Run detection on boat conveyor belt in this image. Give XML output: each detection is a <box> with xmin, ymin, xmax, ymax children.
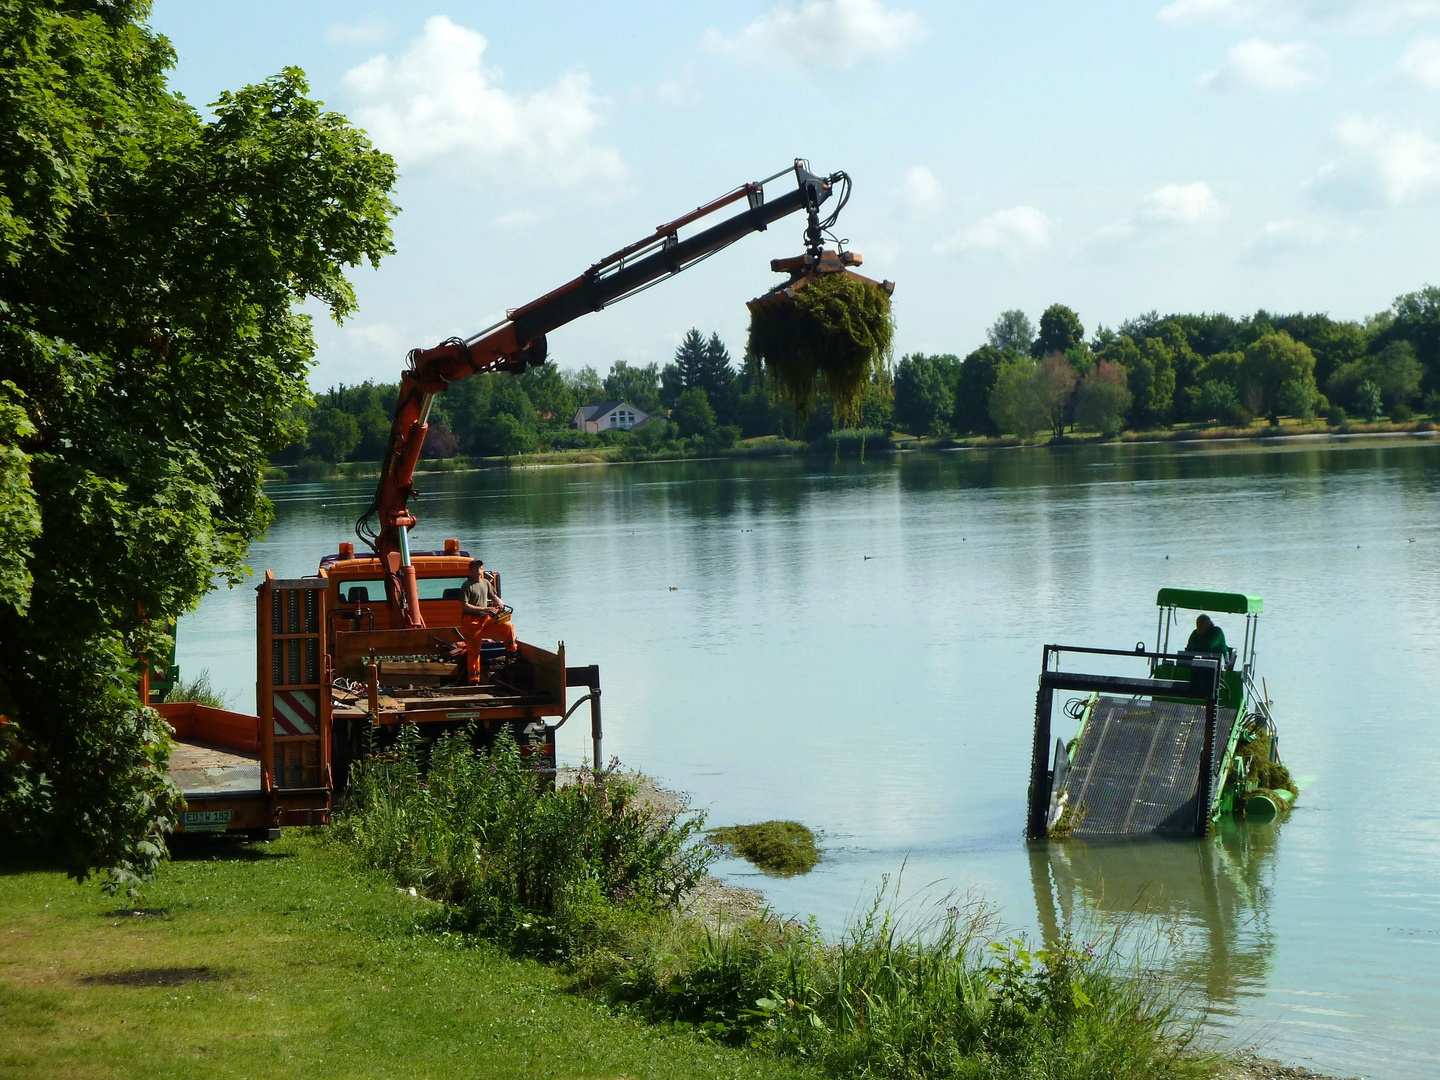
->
<box><xmin>1058</xmin><ymin>696</ymin><xmax>1237</xmax><ymax>838</ymax></box>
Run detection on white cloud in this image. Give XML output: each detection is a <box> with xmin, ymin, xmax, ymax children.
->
<box><xmin>1160</xmin><ymin>0</ymin><xmax>1440</xmax><ymax>27</ymax></box>
<box><xmin>1144</xmin><ymin>181</ymin><xmax>1225</xmax><ymax>223</ymax></box>
<box><xmin>1242</xmin><ymin>218</ymin><xmax>1332</xmax><ymax>261</ymax></box>
<box><xmin>1159</xmin><ymin>0</ymin><xmax>1298</xmax><ymax>24</ymax></box>
<box><xmin>704</xmin><ymin>0</ymin><xmax>924</xmax><ymax>70</ymax></box>
<box><xmin>1198</xmin><ymin>38</ymin><xmax>1325</xmax><ymax>91</ymax></box>
<box><xmin>654</xmin><ymin>75</ymin><xmax>692</xmax><ymax>105</ymax></box>
<box><xmin>1157</xmin><ymin>0</ymin><xmax>1440</xmax><ymax>28</ymax></box>
<box><xmin>938</xmin><ymin>206</ymin><xmax>1052</xmax><ymax>257</ymax></box>
<box><xmin>493</xmin><ymin>208</ymin><xmax>547</xmax><ymax>231</ymax></box>
<box><xmin>898</xmin><ymin>165</ymin><xmax>943</xmax><ymax>217</ymax></box>
<box><xmin>345</xmin><ymin>323</ymin><xmax>406</xmax><ymax>356</ymax></box>
<box><xmin>1401</xmin><ymin>38</ymin><xmax>1440</xmax><ymax>89</ymax></box>
<box><xmin>343</xmin><ymin>16</ymin><xmax>624</xmax><ymax>187</ymax></box>
<box><xmin>326</xmin><ymin>19</ymin><xmax>390</xmax><ymax>45</ymax></box>
<box><xmin>1314</xmin><ymin>114</ymin><xmax>1440</xmax><ymax>204</ymax></box>
<box><xmin>1086</xmin><ymin>182</ymin><xmax>1222</xmax><ymax>253</ymax></box>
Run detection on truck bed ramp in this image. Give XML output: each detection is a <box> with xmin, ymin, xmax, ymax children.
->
<box><xmin>1057</xmin><ymin>697</ymin><xmax>1236</xmax><ymax>838</ymax></box>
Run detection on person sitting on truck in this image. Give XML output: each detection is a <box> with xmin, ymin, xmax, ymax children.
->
<box><xmin>1185</xmin><ymin>614</ymin><xmax>1227</xmax><ymax>655</ymax></box>
<box><xmin>460</xmin><ymin>558</ymin><xmax>517</xmax><ymax>681</ymax></box>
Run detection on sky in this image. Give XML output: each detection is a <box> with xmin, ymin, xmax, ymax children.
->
<box><xmin>149</xmin><ymin>0</ymin><xmax>1440</xmax><ymax>389</ymax></box>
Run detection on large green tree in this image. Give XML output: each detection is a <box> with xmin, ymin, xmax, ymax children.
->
<box><xmin>1327</xmin><ymin>340</ymin><xmax>1422</xmax><ymax>412</ymax></box>
<box><xmin>987</xmin><ymin>309</ymin><xmax>1034</xmax><ymax>355</ymax></box>
<box><xmin>892</xmin><ymin>353</ymin><xmax>960</xmax><ymax>436</ymax></box>
<box><xmin>520</xmin><ymin>361</ymin><xmax>580</xmax><ymax>427</ymax></box>
<box><xmin>1031</xmin><ymin>304</ymin><xmax>1084</xmax><ymax>359</ymax></box>
<box><xmin>988</xmin><ymin>357</ymin><xmax>1047</xmax><ymax>438</ymax></box>
<box><xmin>1241</xmin><ymin>332</ymin><xmax>1318</xmax><ymax>422</ymax></box>
<box><xmin>602</xmin><ymin>361</ymin><xmax>662</xmax><ymax>416</ymax></box>
<box><xmin>952</xmin><ymin>345</ymin><xmax>1004</xmax><ymax>436</ymax></box>
<box><xmin>1074</xmin><ymin>360</ymin><xmax>1132</xmax><ymax>436</ymax></box>
<box><xmin>0</xmin><ymin>2</ymin><xmax>397</xmax><ymax>883</ymax></box>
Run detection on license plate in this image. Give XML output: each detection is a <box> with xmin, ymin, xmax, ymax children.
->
<box><xmin>182</xmin><ymin>810</ymin><xmax>232</xmax><ymax>833</ymax></box>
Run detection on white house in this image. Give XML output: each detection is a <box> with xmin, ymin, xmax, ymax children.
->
<box><xmin>571</xmin><ymin>401</ymin><xmax>650</xmax><ymax>433</ymax></box>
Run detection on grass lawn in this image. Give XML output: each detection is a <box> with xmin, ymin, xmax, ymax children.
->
<box><xmin>0</xmin><ymin>832</ymin><xmax>815</xmax><ymax>1080</ymax></box>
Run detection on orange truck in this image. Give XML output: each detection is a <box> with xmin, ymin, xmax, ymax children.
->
<box><xmin>155</xmin><ymin>543</ymin><xmax>597</xmax><ymax>837</ymax></box>
<box><xmin>156</xmin><ymin>160</ymin><xmax>879</xmax><ymax>837</ymax></box>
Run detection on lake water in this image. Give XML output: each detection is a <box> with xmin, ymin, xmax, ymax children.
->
<box><xmin>179</xmin><ymin>436</ymin><xmax>1440</xmax><ymax>1079</ymax></box>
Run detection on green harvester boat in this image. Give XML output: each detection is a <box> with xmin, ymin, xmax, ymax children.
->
<box><xmin>1027</xmin><ymin>588</ymin><xmax>1296</xmax><ymax>842</ymax></box>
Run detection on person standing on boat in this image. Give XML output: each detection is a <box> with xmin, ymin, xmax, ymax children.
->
<box><xmin>1186</xmin><ymin>613</ymin><xmax>1227</xmax><ymax>654</ymax></box>
<box><xmin>460</xmin><ymin>558</ymin><xmax>517</xmax><ymax>681</ymax></box>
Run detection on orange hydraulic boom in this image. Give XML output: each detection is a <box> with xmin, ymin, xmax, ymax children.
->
<box><xmin>356</xmin><ymin>160</ymin><xmax>852</xmax><ymax>628</ymax></box>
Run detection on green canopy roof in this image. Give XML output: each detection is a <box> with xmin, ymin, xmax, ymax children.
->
<box><xmin>1156</xmin><ymin>588</ymin><xmax>1262</xmax><ymax>615</ymax></box>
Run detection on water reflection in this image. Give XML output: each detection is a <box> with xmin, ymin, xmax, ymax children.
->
<box><xmin>1030</xmin><ymin>820</ymin><xmax>1278</xmax><ymax>1009</ymax></box>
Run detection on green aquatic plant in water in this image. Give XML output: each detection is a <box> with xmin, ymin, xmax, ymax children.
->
<box><xmin>707</xmin><ymin>820</ymin><xmax>820</xmax><ymax>875</ymax></box>
<box><xmin>748</xmin><ymin>272</ymin><xmax>894</xmax><ymax>428</ymax></box>
<box><xmin>1235</xmin><ymin>730</ymin><xmax>1297</xmax><ymax>820</ymax></box>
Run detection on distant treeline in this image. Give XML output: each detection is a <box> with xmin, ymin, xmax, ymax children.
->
<box><xmin>274</xmin><ymin>327</ymin><xmax>877</xmax><ymax>465</ymax></box>
<box><xmin>277</xmin><ymin>284</ymin><xmax>1440</xmax><ymax>464</ymax></box>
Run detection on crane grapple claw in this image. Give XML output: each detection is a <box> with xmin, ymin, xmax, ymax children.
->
<box><xmin>747</xmin><ymin>248</ymin><xmax>894</xmax><ymax>318</ymax></box>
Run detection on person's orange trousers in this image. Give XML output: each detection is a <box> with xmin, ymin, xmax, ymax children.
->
<box><xmin>461</xmin><ymin>612</ymin><xmax>517</xmax><ymax>681</ymax></box>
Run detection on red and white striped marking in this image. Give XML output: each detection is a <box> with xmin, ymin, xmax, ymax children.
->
<box><xmin>273</xmin><ymin>690</ymin><xmax>317</xmax><ymax>736</ymax></box>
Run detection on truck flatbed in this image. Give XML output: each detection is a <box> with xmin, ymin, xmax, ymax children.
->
<box><xmin>168</xmin><ymin>740</ymin><xmax>263</xmax><ymax>796</ymax></box>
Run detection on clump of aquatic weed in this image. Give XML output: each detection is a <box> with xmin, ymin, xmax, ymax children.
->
<box><xmin>748</xmin><ymin>270</ymin><xmax>894</xmax><ymax>427</ymax></box>
<box><xmin>1236</xmin><ymin>731</ymin><xmax>1298</xmax><ymax>818</ymax></box>
<box><xmin>708</xmin><ymin>820</ymin><xmax>820</xmax><ymax>876</ymax></box>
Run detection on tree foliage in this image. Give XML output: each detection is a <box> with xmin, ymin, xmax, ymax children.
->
<box><xmin>1241</xmin><ymin>332</ymin><xmax>1317</xmax><ymax>422</ymax></box>
<box><xmin>603</xmin><ymin>361</ymin><xmax>662</xmax><ymax>416</ymax></box>
<box><xmin>987</xmin><ymin>309</ymin><xmax>1034</xmax><ymax>355</ymax></box>
<box><xmin>1075</xmin><ymin>361</ymin><xmax>1132</xmax><ymax>436</ymax></box>
<box><xmin>0</xmin><ymin>382</ymin><xmax>40</xmax><ymax>613</ymax></box>
<box><xmin>1032</xmin><ymin>304</ymin><xmax>1084</xmax><ymax>359</ymax></box>
<box><xmin>0</xmin><ymin>2</ymin><xmax>398</xmax><ymax>882</ymax></box>
<box><xmin>661</xmin><ymin>329</ymin><xmax>739</xmax><ymax>423</ymax></box>
<box><xmin>952</xmin><ymin>345</ymin><xmax>1004</xmax><ymax>436</ymax></box>
<box><xmin>1327</xmin><ymin>340</ymin><xmax>1421</xmax><ymax>413</ymax></box>
<box><xmin>672</xmin><ymin>387</ymin><xmax>717</xmax><ymax>439</ymax></box>
<box><xmin>988</xmin><ymin>357</ymin><xmax>1047</xmax><ymax>438</ymax></box>
<box><xmin>1035</xmin><ymin>353</ymin><xmax>1078</xmax><ymax>438</ymax></box>
<box><xmin>892</xmin><ymin>353</ymin><xmax>960</xmax><ymax>436</ymax></box>
<box><xmin>1379</xmin><ymin>285</ymin><xmax>1440</xmax><ymax>393</ymax></box>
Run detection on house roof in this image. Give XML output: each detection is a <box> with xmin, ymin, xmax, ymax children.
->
<box><xmin>575</xmin><ymin>401</ymin><xmax>646</xmax><ymax>421</ymax></box>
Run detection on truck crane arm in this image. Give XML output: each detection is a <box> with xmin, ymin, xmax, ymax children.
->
<box><xmin>357</xmin><ymin>160</ymin><xmax>850</xmax><ymax>628</ymax></box>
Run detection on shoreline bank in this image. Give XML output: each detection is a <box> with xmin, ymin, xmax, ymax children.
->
<box><xmin>264</xmin><ymin>421</ymin><xmax>1440</xmax><ymax>484</ymax></box>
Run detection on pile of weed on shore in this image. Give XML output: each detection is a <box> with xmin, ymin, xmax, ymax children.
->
<box><xmin>334</xmin><ymin>732</ymin><xmax>1224</xmax><ymax>1080</ymax></box>
<box><xmin>708</xmin><ymin>820</ymin><xmax>820</xmax><ymax>876</ymax></box>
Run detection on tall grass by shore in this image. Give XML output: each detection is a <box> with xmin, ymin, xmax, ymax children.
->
<box><xmin>335</xmin><ymin>730</ymin><xmax>1218</xmax><ymax>1079</ymax></box>
<box><xmin>334</xmin><ymin>725</ymin><xmax>711</xmax><ymax>954</ymax></box>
